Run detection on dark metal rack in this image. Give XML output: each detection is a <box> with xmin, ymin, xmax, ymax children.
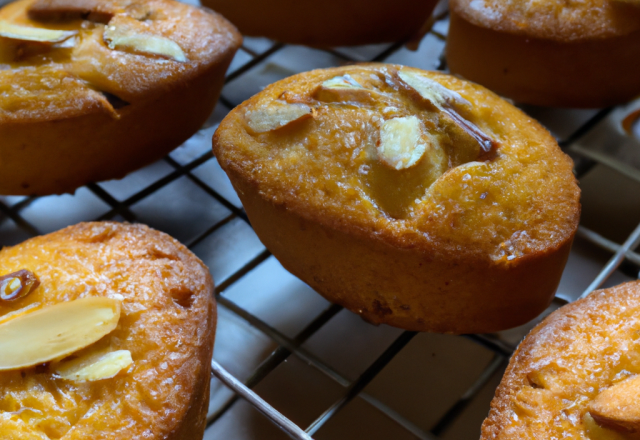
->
<box><xmin>2</xmin><ymin>4</ymin><xmax>640</xmax><ymax>439</ymax></box>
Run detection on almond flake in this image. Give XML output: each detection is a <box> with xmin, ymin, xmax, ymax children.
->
<box><xmin>589</xmin><ymin>374</ymin><xmax>640</xmax><ymax>433</ymax></box>
<box><xmin>0</xmin><ymin>269</ymin><xmax>40</xmax><ymax>301</ymax></box>
<box><xmin>0</xmin><ymin>20</ymin><xmax>76</xmax><ymax>43</ymax></box>
<box><xmin>398</xmin><ymin>70</ymin><xmax>470</xmax><ymax>111</ymax></box>
<box><xmin>398</xmin><ymin>70</ymin><xmax>496</xmax><ymax>154</ymax></box>
<box><xmin>55</xmin><ymin>349</ymin><xmax>132</xmax><ymax>381</ymax></box>
<box><xmin>377</xmin><ymin>116</ymin><xmax>427</xmax><ymax>170</ymax></box>
<box><xmin>104</xmin><ymin>25</ymin><xmax>186</xmax><ymax>62</ymax></box>
<box><xmin>245</xmin><ymin>102</ymin><xmax>314</xmax><ymax>133</ymax></box>
<box><xmin>0</xmin><ymin>297</ymin><xmax>121</xmax><ymax>371</ymax></box>
<box><xmin>314</xmin><ymin>74</ymin><xmax>379</xmax><ymax>103</ymax></box>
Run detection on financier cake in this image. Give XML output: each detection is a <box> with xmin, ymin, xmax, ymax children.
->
<box><xmin>212</xmin><ymin>64</ymin><xmax>581</xmax><ymax>334</ymax></box>
<box><xmin>199</xmin><ymin>0</ymin><xmax>439</xmax><ymax>47</ymax></box>
<box><xmin>447</xmin><ymin>0</ymin><xmax>640</xmax><ymax>108</ymax></box>
<box><xmin>481</xmin><ymin>281</ymin><xmax>640</xmax><ymax>440</ymax></box>
<box><xmin>0</xmin><ymin>0</ymin><xmax>241</xmax><ymax>195</ymax></box>
<box><xmin>0</xmin><ymin>222</ymin><xmax>215</xmax><ymax>440</ymax></box>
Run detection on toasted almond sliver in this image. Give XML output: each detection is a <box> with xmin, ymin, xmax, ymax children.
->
<box><xmin>104</xmin><ymin>26</ymin><xmax>186</xmax><ymax>62</ymax></box>
<box><xmin>588</xmin><ymin>374</ymin><xmax>640</xmax><ymax>433</ymax></box>
<box><xmin>245</xmin><ymin>102</ymin><xmax>314</xmax><ymax>133</ymax></box>
<box><xmin>0</xmin><ymin>20</ymin><xmax>76</xmax><ymax>43</ymax></box>
<box><xmin>398</xmin><ymin>70</ymin><xmax>496</xmax><ymax>154</ymax></box>
<box><xmin>322</xmin><ymin>75</ymin><xmax>362</xmax><ymax>89</ymax></box>
<box><xmin>398</xmin><ymin>70</ymin><xmax>470</xmax><ymax>112</ymax></box>
<box><xmin>0</xmin><ymin>297</ymin><xmax>121</xmax><ymax>371</ymax></box>
<box><xmin>314</xmin><ymin>74</ymin><xmax>379</xmax><ymax>103</ymax></box>
<box><xmin>0</xmin><ymin>303</ymin><xmax>41</xmax><ymax>326</ymax></box>
<box><xmin>55</xmin><ymin>349</ymin><xmax>132</xmax><ymax>381</ymax></box>
<box><xmin>377</xmin><ymin>116</ymin><xmax>427</xmax><ymax>170</ymax></box>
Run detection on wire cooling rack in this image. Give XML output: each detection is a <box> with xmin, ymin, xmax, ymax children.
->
<box><xmin>2</xmin><ymin>1</ymin><xmax>640</xmax><ymax>439</ymax></box>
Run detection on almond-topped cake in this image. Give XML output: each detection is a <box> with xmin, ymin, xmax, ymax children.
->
<box><xmin>200</xmin><ymin>0</ymin><xmax>439</xmax><ymax>47</ymax></box>
<box><xmin>0</xmin><ymin>0</ymin><xmax>241</xmax><ymax>195</ymax></box>
<box><xmin>482</xmin><ymin>281</ymin><xmax>640</xmax><ymax>440</ymax></box>
<box><xmin>212</xmin><ymin>64</ymin><xmax>581</xmax><ymax>334</ymax></box>
<box><xmin>447</xmin><ymin>0</ymin><xmax>640</xmax><ymax>108</ymax></box>
<box><xmin>0</xmin><ymin>222</ymin><xmax>215</xmax><ymax>440</ymax></box>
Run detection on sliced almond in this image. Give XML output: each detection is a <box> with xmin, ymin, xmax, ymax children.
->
<box><xmin>55</xmin><ymin>349</ymin><xmax>132</xmax><ymax>381</ymax></box>
<box><xmin>377</xmin><ymin>116</ymin><xmax>427</xmax><ymax>170</ymax></box>
<box><xmin>245</xmin><ymin>102</ymin><xmax>314</xmax><ymax>133</ymax></box>
<box><xmin>398</xmin><ymin>70</ymin><xmax>495</xmax><ymax>154</ymax></box>
<box><xmin>314</xmin><ymin>74</ymin><xmax>376</xmax><ymax>103</ymax></box>
<box><xmin>104</xmin><ymin>25</ymin><xmax>186</xmax><ymax>62</ymax></box>
<box><xmin>0</xmin><ymin>20</ymin><xmax>76</xmax><ymax>43</ymax></box>
<box><xmin>584</xmin><ymin>412</ymin><xmax>628</xmax><ymax>440</ymax></box>
<box><xmin>398</xmin><ymin>70</ymin><xmax>470</xmax><ymax>112</ymax></box>
<box><xmin>0</xmin><ymin>269</ymin><xmax>40</xmax><ymax>301</ymax></box>
<box><xmin>0</xmin><ymin>303</ymin><xmax>41</xmax><ymax>326</ymax></box>
<box><xmin>0</xmin><ymin>297</ymin><xmax>121</xmax><ymax>371</ymax></box>
<box><xmin>589</xmin><ymin>374</ymin><xmax>640</xmax><ymax>433</ymax></box>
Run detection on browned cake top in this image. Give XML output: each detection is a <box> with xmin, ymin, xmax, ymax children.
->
<box><xmin>213</xmin><ymin>64</ymin><xmax>580</xmax><ymax>264</ymax></box>
<box><xmin>0</xmin><ymin>0</ymin><xmax>241</xmax><ymax>123</ymax></box>
<box><xmin>482</xmin><ymin>281</ymin><xmax>640</xmax><ymax>440</ymax></box>
<box><xmin>0</xmin><ymin>222</ymin><xmax>214</xmax><ymax>440</ymax></box>
<box><xmin>451</xmin><ymin>0</ymin><xmax>640</xmax><ymax>41</ymax></box>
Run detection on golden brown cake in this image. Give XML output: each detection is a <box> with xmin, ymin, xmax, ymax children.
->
<box><xmin>0</xmin><ymin>0</ymin><xmax>241</xmax><ymax>195</ymax></box>
<box><xmin>481</xmin><ymin>281</ymin><xmax>640</xmax><ymax>440</ymax></box>
<box><xmin>200</xmin><ymin>0</ymin><xmax>439</xmax><ymax>47</ymax></box>
<box><xmin>447</xmin><ymin>0</ymin><xmax>640</xmax><ymax>108</ymax></box>
<box><xmin>212</xmin><ymin>63</ymin><xmax>580</xmax><ymax>334</ymax></box>
<box><xmin>0</xmin><ymin>222</ymin><xmax>215</xmax><ymax>440</ymax></box>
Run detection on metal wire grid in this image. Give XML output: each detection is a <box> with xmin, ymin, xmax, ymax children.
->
<box><xmin>1</xmin><ymin>6</ymin><xmax>640</xmax><ymax>440</ymax></box>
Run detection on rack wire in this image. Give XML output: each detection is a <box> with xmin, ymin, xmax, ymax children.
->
<box><xmin>2</xmin><ymin>2</ymin><xmax>640</xmax><ymax>439</ymax></box>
